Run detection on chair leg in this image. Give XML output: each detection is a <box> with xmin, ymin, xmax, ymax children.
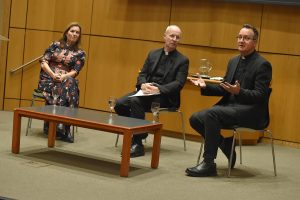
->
<box><xmin>238</xmin><ymin>130</ymin><xmax>243</xmax><ymax>164</ymax></box>
<box><xmin>25</xmin><ymin>118</ymin><xmax>32</xmax><ymax>136</ymax></box>
<box><xmin>178</xmin><ymin>111</ymin><xmax>187</xmax><ymax>151</ymax></box>
<box><xmin>228</xmin><ymin>132</ymin><xmax>237</xmax><ymax>177</ymax></box>
<box><xmin>265</xmin><ymin>130</ymin><xmax>277</xmax><ymax>176</ymax></box>
<box><xmin>71</xmin><ymin>126</ymin><xmax>75</xmax><ymax>142</ymax></box>
<box><xmin>115</xmin><ymin>134</ymin><xmax>119</xmax><ymax>147</ymax></box>
<box><xmin>26</xmin><ymin>97</ymin><xmax>36</xmax><ymax>136</ymax></box>
<box><xmin>197</xmin><ymin>140</ymin><xmax>204</xmax><ymax>165</ymax></box>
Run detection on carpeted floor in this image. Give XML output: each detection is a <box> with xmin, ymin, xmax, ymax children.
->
<box><xmin>1</xmin><ymin>110</ymin><xmax>299</xmax><ymax>200</ymax></box>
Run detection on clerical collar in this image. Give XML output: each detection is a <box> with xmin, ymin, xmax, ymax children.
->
<box><xmin>241</xmin><ymin>50</ymin><xmax>256</xmax><ymax>60</ymax></box>
<box><xmin>164</xmin><ymin>51</ymin><xmax>169</xmax><ymax>55</ymax></box>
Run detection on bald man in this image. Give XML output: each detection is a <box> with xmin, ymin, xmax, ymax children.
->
<box><xmin>114</xmin><ymin>25</ymin><xmax>189</xmax><ymax>157</ymax></box>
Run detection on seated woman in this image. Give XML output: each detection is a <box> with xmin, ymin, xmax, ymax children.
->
<box><xmin>38</xmin><ymin>22</ymin><xmax>86</xmax><ymax>143</ymax></box>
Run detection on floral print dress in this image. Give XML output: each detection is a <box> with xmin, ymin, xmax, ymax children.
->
<box><xmin>38</xmin><ymin>41</ymin><xmax>86</xmax><ymax>107</ymax></box>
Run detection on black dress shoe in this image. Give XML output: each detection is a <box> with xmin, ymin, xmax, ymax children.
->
<box><xmin>185</xmin><ymin>161</ymin><xmax>217</xmax><ymax>177</ymax></box>
<box><xmin>60</xmin><ymin>131</ymin><xmax>74</xmax><ymax>143</ymax></box>
<box><xmin>220</xmin><ymin>137</ymin><xmax>236</xmax><ymax>169</ymax></box>
<box><xmin>130</xmin><ymin>144</ymin><xmax>145</xmax><ymax>158</ymax></box>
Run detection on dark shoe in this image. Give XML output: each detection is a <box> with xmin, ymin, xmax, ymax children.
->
<box><xmin>185</xmin><ymin>161</ymin><xmax>217</xmax><ymax>177</ymax></box>
<box><xmin>60</xmin><ymin>130</ymin><xmax>74</xmax><ymax>143</ymax></box>
<box><xmin>220</xmin><ymin>137</ymin><xmax>236</xmax><ymax>169</ymax></box>
<box><xmin>130</xmin><ymin>144</ymin><xmax>145</xmax><ymax>158</ymax></box>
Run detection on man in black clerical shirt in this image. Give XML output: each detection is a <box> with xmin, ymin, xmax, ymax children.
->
<box><xmin>114</xmin><ymin>25</ymin><xmax>189</xmax><ymax>157</ymax></box>
<box><xmin>186</xmin><ymin>24</ymin><xmax>272</xmax><ymax>177</ymax></box>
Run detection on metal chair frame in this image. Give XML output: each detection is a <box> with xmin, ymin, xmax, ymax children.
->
<box><xmin>197</xmin><ymin>127</ymin><xmax>277</xmax><ymax>177</ymax></box>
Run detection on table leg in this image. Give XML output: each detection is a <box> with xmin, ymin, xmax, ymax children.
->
<box><xmin>12</xmin><ymin>111</ymin><xmax>21</xmax><ymax>154</ymax></box>
<box><xmin>151</xmin><ymin>129</ymin><xmax>161</xmax><ymax>168</ymax></box>
<box><xmin>120</xmin><ymin>131</ymin><xmax>132</xmax><ymax>177</ymax></box>
<box><xmin>48</xmin><ymin>121</ymin><xmax>57</xmax><ymax>147</ymax></box>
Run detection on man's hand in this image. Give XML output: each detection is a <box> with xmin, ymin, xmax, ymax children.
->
<box><xmin>220</xmin><ymin>80</ymin><xmax>240</xmax><ymax>95</ymax></box>
<box><xmin>189</xmin><ymin>77</ymin><xmax>206</xmax><ymax>88</ymax></box>
<box><xmin>141</xmin><ymin>83</ymin><xmax>160</xmax><ymax>94</ymax></box>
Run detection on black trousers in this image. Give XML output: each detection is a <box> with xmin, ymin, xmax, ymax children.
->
<box><xmin>189</xmin><ymin>105</ymin><xmax>238</xmax><ymax>161</ymax></box>
<box><xmin>114</xmin><ymin>91</ymin><xmax>171</xmax><ymax>145</ymax></box>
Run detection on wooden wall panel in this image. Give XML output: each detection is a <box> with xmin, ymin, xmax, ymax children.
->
<box><xmin>5</xmin><ymin>28</ymin><xmax>25</xmax><ymax>99</ymax></box>
<box><xmin>170</xmin><ymin>0</ymin><xmax>212</xmax><ymax>46</ymax></box>
<box><xmin>20</xmin><ymin>99</ymin><xmax>44</xmax><ymax>107</ymax></box>
<box><xmin>0</xmin><ymin>0</ymin><xmax>11</xmax><ymax>109</ymax></box>
<box><xmin>263</xmin><ymin>53</ymin><xmax>300</xmax><ymax>143</ymax></box>
<box><xmin>260</xmin><ymin>5</ymin><xmax>300</xmax><ymax>55</ymax></box>
<box><xmin>210</xmin><ymin>2</ymin><xmax>262</xmax><ymax>49</ymax></box>
<box><xmin>85</xmin><ymin>36</ymin><xmax>162</xmax><ymax>110</ymax></box>
<box><xmin>26</xmin><ymin>0</ymin><xmax>93</xmax><ymax>33</ymax></box>
<box><xmin>10</xmin><ymin>0</ymin><xmax>27</xmax><ymax>28</ymax></box>
<box><xmin>4</xmin><ymin>99</ymin><xmax>20</xmax><ymax>111</ymax></box>
<box><xmin>171</xmin><ymin>1</ymin><xmax>262</xmax><ymax>48</ymax></box>
<box><xmin>91</xmin><ymin>0</ymin><xmax>171</xmax><ymax>41</ymax></box>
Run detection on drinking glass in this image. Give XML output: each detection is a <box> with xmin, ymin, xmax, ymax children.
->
<box><xmin>52</xmin><ymin>85</ymin><xmax>60</xmax><ymax>105</ymax></box>
<box><xmin>198</xmin><ymin>58</ymin><xmax>213</xmax><ymax>78</ymax></box>
<box><xmin>108</xmin><ymin>97</ymin><xmax>116</xmax><ymax>115</ymax></box>
<box><xmin>151</xmin><ymin>102</ymin><xmax>160</xmax><ymax>123</ymax></box>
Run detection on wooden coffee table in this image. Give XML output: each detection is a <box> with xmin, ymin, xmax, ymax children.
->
<box><xmin>11</xmin><ymin>105</ymin><xmax>162</xmax><ymax>177</ymax></box>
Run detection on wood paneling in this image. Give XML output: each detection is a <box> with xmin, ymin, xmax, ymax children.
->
<box><xmin>0</xmin><ymin>0</ymin><xmax>11</xmax><ymax>109</ymax></box>
<box><xmin>260</xmin><ymin>5</ymin><xmax>300</xmax><ymax>55</ymax></box>
<box><xmin>10</xmin><ymin>0</ymin><xmax>27</xmax><ymax>28</ymax></box>
<box><xmin>211</xmin><ymin>2</ymin><xmax>262</xmax><ymax>49</ymax></box>
<box><xmin>4</xmin><ymin>99</ymin><xmax>20</xmax><ymax>111</ymax></box>
<box><xmin>20</xmin><ymin>99</ymin><xmax>44</xmax><ymax>107</ymax></box>
<box><xmin>5</xmin><ymin>28</ymin><xmax>25</xmax><ymax>99</ymax></box>
<box><xmin>85</xmin><ymin>36</ymin><xmax>162</xmax><ymax>110</ymax></box>
<box><xmin>26</xmin><ymin>0</ymin><xmax>93</xmax><ymax>33</ymax></box>
<box><xmin>170</xmin><ymin>0</ymin><xmax>212</xmax><ymax>46</ymax></box>
<box><xmin>263</xmin><ymin>53</ymin><xmax>300</xmax><ymax>143</ymax></box>
<box><xmin>91</xmin><ymin>0</ymin><xmax>171</xmax><ymax>41</ymax></box>
<box><xmin>171</xmin><ymin>1</ymin><xmax>262</xmax><ymax>48</ymax></box>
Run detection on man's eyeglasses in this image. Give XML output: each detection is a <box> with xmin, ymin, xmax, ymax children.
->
<box><xmin>236</xmin><ymin>35</ymin><xmax>255</xmax><ymax>42</ymax></box>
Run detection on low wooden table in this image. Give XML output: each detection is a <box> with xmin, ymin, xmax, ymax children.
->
<box><xmin>11</xmin><ymin>105</ymin><xmax>162</xmax><ymax>177</ymax></box>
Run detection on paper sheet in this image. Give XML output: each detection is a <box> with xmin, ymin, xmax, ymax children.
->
<box><xmin>129</xmin><ymin>89</ymin><xmax>160</xmax><ymax>97</ymax></box>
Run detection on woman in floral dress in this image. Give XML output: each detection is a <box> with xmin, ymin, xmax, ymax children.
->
<box><xmin>38</xmin><ymin>22</ymin><xmax>86</xmax><ymax>142</ymax></box>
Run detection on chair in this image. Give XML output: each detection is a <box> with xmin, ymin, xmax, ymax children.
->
<box><xmin>197</xmin><ymin>127</ymin><xmax>277</xmax><ymax>177</ymax></box>
<box><xmin>25</xmin><ymin>89</ymin><xmax>45</xmax><ymax>136</ymax></box>
<box><xmin>197</xmin><ymin>88</ymin><xmax>277</xmax><ymax>177</ymax></box>
<box><xmin>25</xmin><ymin>89</ymin><xmax>77</xmax><ymax>139</ymax></box>
<box><xmin>114</xmin><ymin>107</ymin><xmax>187</xmax><ymax>151</ymax></box>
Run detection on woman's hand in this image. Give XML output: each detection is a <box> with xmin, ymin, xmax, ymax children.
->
<box><xmin>53</xmin><ymin>73</ymin><xmax>64</xmax><ymax>82</ymax></box>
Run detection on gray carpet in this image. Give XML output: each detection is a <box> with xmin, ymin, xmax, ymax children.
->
<box><xmin>0</xmin><ymin>110</ymin><xmax>299</xmax><ymax>200</ymax></box>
